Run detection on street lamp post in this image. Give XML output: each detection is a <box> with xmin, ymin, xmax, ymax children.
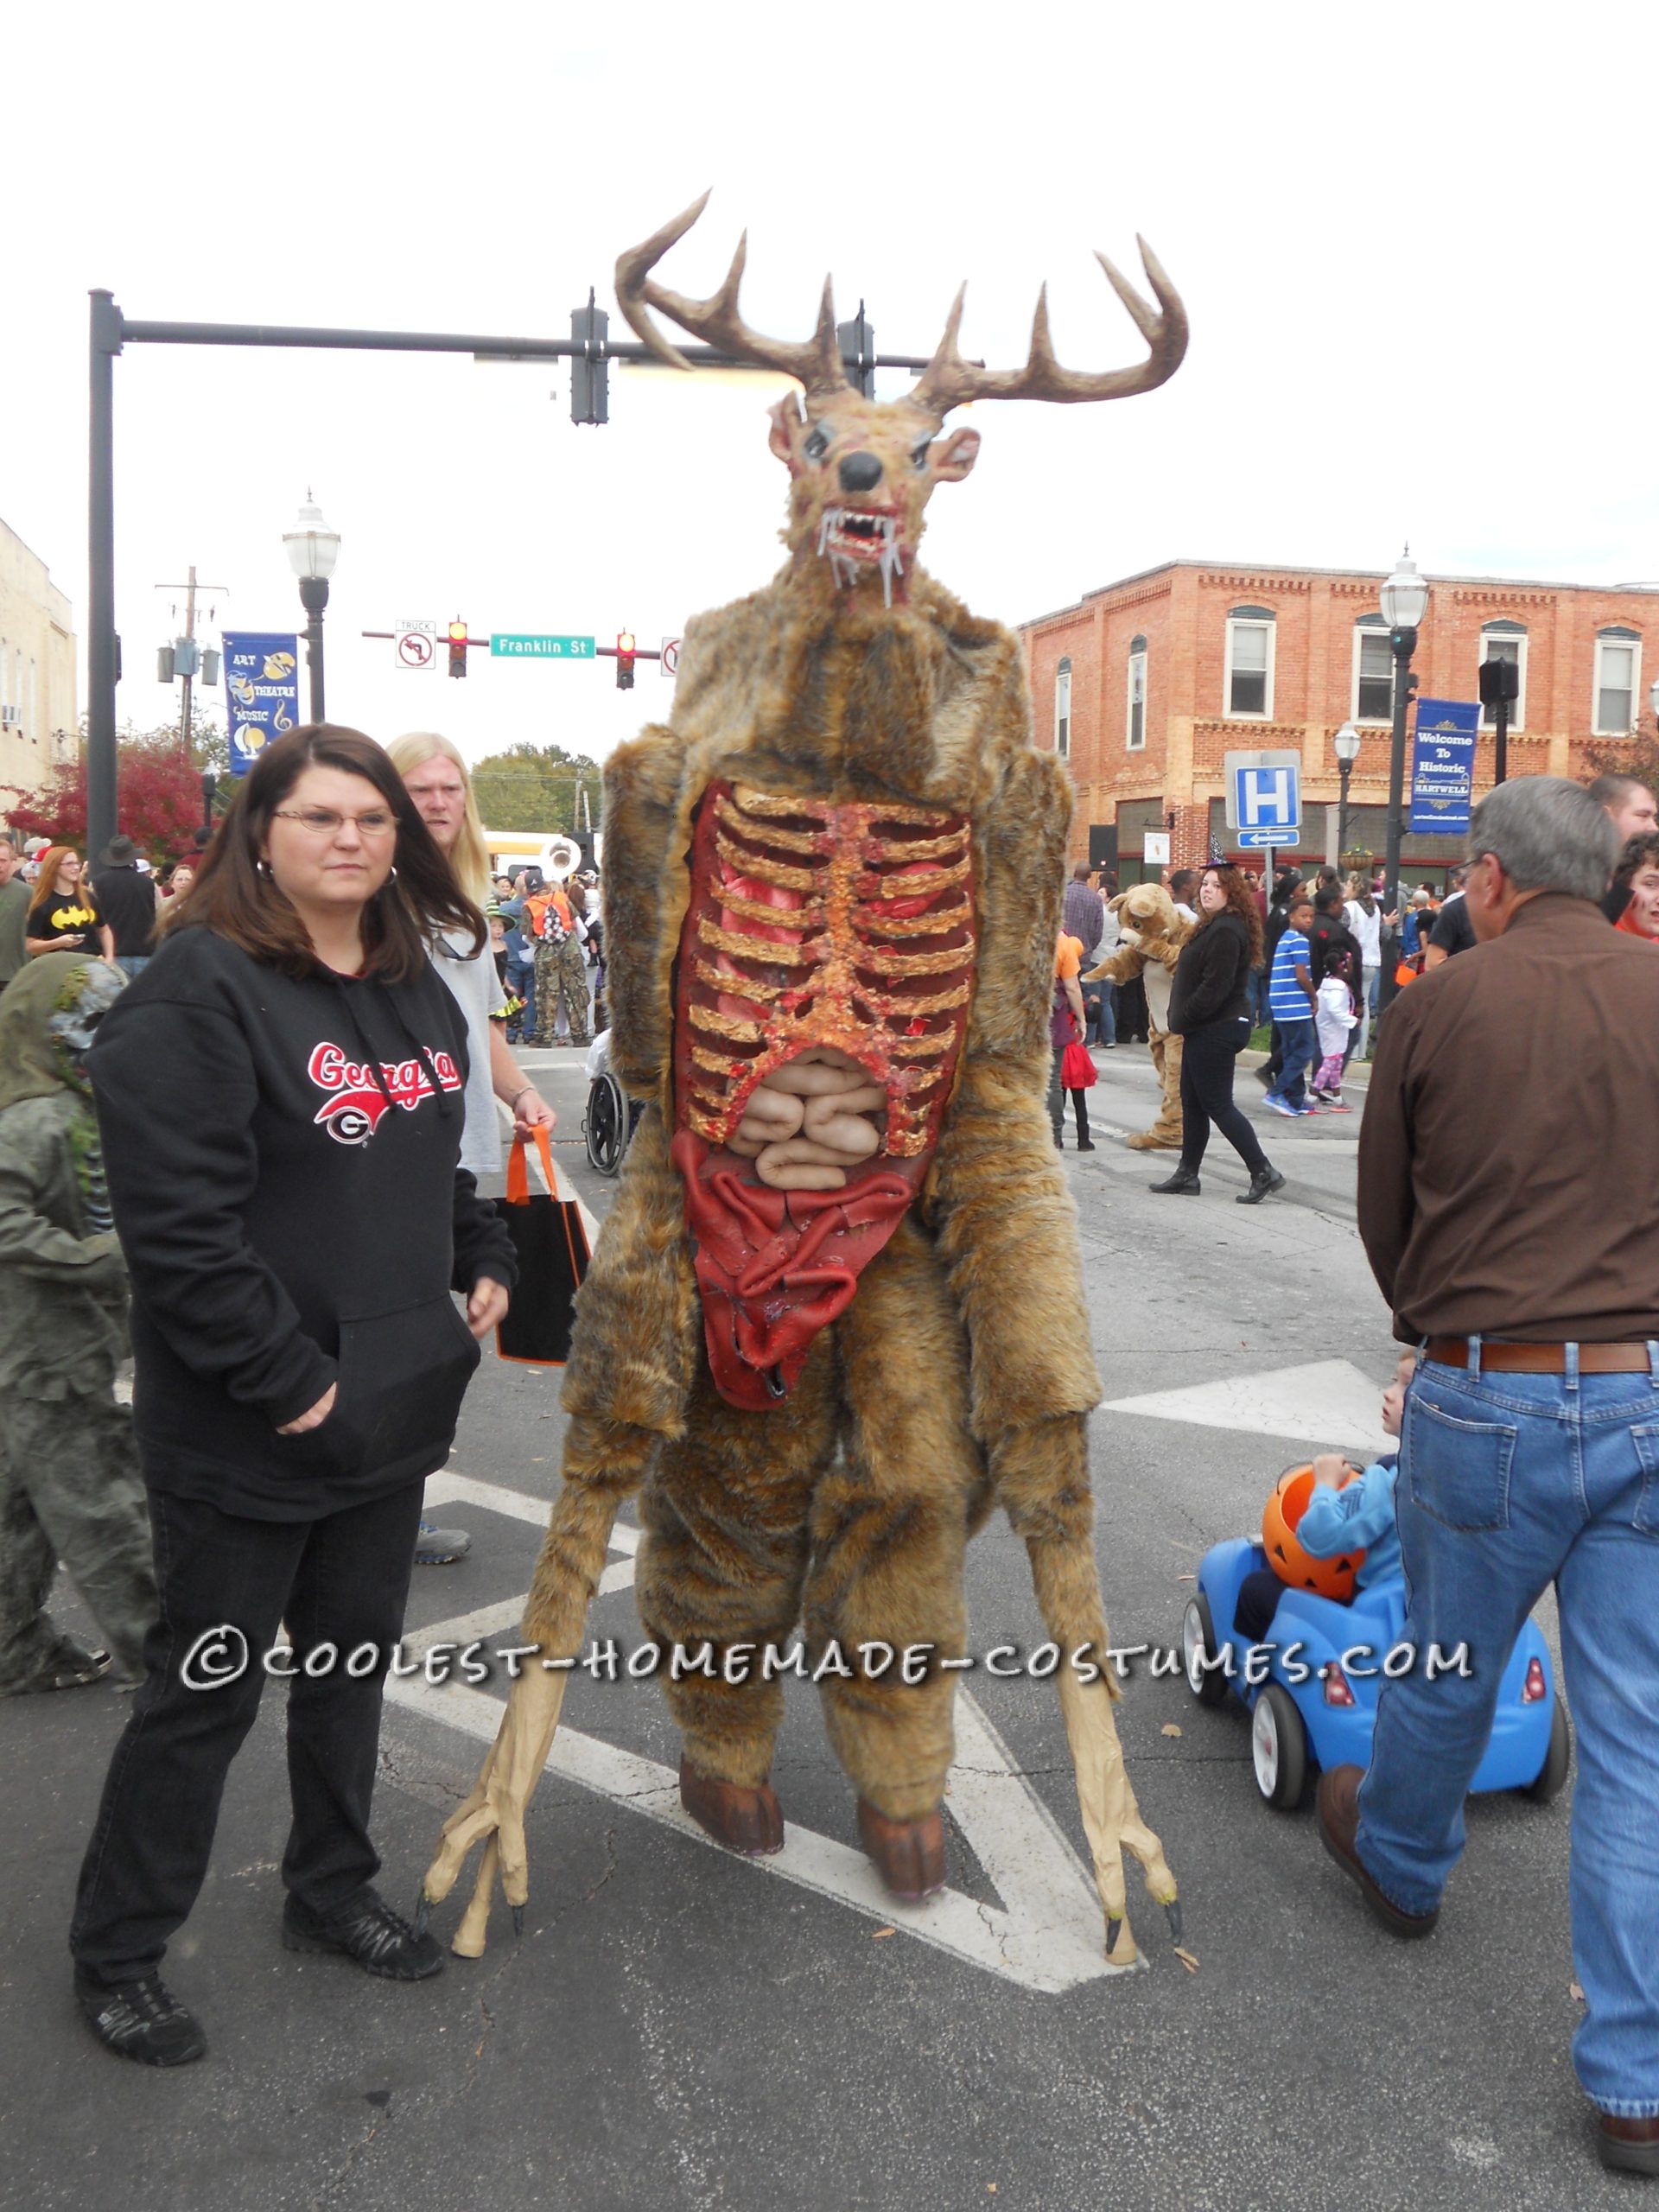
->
<box><xmin>1376</xmin><ymin>550</ymin><xmax>1430</xmax><ymax>1014</ymax></box>
<box><xmin>283</xmin><ymin>494</ymin><xmax>340</xmax><ymax>724</ymax></box>
<box><xmin>200</xmin><ymin>771</ymin><xmax>217</xmax><ymax>837</ymax></box>
<box><xmin>1332</xmin><ymin>721</ymin><xmax>1361</xmax><ymax>864</ymax></box>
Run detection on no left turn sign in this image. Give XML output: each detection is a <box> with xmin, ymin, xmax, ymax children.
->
<box><xmin>660</xmin><ymin>635</ymin><xmax>681</xmax><ymax>679</ymax></box>
<box><xmin>397</xmin><ymin>630</ymin><xmax>435</xmax><ymax>671</ymax></box>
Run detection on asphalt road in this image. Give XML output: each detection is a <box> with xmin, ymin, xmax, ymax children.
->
<box><xmin>0</xmin><ymin>1043</ymin><xmax>1619</xmax><ymax>2212</ymax></box>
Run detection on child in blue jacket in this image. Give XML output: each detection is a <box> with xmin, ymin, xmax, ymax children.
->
<box><xmin>1235</xmin><ymin>1352</ymin><xmax>1414</xmax><ymax>1641</ymax></box>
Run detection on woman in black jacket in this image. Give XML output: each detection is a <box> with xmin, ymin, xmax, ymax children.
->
<box><xmin>70</xmin><ymin>727</ymin><xmax>517</xmax><ymax>2067</ymax></box>
<box><xmin>1152</xmin><ymin>864</ymin><xmax>1285</xmax><ymax>1205</ymax></box>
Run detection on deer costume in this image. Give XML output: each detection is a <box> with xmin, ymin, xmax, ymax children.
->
<box><xmin>423</xmin><ymin>196</ymin><xmax>1187</xmax><ymax>1968</ymax></box>
<box><xmin>1087</xmin><ymin>883</ymin><xmax>1194</xmax><ymax>1150</ymax></box>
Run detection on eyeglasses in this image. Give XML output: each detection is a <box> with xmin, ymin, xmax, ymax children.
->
<box><xmin>271</xmin><ymin>808</ymin><xmax>397</xmax><ymax>839</ymax></box>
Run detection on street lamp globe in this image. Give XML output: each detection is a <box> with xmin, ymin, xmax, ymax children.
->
<box><xmin>1379</xmin><ymin>549</ymin><xmax>1428</xmax><ymax>631</ymax></box>
<box><xmin>283</xmin><ymin>493</ymin><xmax>340</xmax><ymax>582</ymax></box>
<box><xmin>1332</xmin><ymin>721</ymin><xmax>1362</xmax><ymax>766</ymax></box>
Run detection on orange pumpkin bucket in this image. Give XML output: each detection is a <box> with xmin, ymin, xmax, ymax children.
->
<box><xmin>1261</xmin><ymin>1464</ymin><xmax>1366</xmax><ymax>1602</ymax></box>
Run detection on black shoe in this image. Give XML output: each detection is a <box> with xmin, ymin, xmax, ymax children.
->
<box><xmin>75</xmin><ymin>1969</ymin><xmax>207</xmax><ymax>2067</ymax></box>
<box><xmin>1076</xmin><ymin>1138</ymin><xmax>1096</xmax><ymax>1152</ymax></box>
<box><xmin>1149</xmin><ymin>1167</ymin><xmax>1201</xmax><ymax>1195</ymax></box>
<box><xmin>1236</xmin><ymin>1165</ymin><xmax>1287</xmax><ymax>1205</ymax></box>
<box><xmin>282</xmin><ymin>1887</ymin><xmax>445</xmax><ymax>1980</ymax></box>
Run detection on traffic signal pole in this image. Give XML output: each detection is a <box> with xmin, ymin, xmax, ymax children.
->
<box><xmin>86</xmin><ymin>300</ymin><xmax>935</xmax><ymax>860</ymax></box>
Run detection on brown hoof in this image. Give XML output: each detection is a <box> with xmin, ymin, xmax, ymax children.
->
<box><xmin>856</xmin><ymin>1799</ymin><xmax>947</xmax><ymax>1901</ymax></box>
<box><xmin>678</xmin><ymin>1756</ymin><xmax>785</xmax><ymax>1856</ymax></box>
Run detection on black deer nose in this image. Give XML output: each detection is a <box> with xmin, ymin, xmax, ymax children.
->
<box><xmin>838</xmin><ymin>451</ymin><xmax>884</xmax><ymax>493</ymax></box>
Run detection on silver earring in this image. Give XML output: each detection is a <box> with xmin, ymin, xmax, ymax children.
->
<box><xmin>257</xmin><ymin>860</ymin><xmax>271</xmax><ymax>877</ymax></box>
<box><xmin>386</xmin><ymin>864</ymin><xmax>398</xmax><ymax>882</ymax></box>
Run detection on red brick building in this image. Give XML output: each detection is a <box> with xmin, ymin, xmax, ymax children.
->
<box><xmin>1019</xmin><ymin>559</ymin><xmax>1659</xmax><ymax>886</ymax></box>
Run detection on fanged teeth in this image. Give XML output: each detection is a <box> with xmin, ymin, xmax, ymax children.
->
<box><xmin>818</xmin><ymin>509</ymin><xmax>905</xmax><ymax>601</ymax></box>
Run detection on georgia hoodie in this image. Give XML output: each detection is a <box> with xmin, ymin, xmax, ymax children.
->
<box><xmin>87</xmin><ymin>924</ymin><xmax>517</xmax><ymax>1519</ymax></box>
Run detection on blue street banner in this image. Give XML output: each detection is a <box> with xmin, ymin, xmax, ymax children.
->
<box><xmin>1410</xmin><ymin>698</ymin><xmax>1480</xmax><ymax>836</ymax></box>
<box><xmin>223</xmin><ymin>632</ymin><xmax>301</xmax><ymax>775</ymax></box>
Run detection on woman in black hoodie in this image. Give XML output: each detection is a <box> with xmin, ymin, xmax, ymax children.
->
<box><xmin>70</xmin><ymin>727</ymin><xmax>516</xmax><ymax>2067</ymax></box>
<box><xmin>1153</xmin><ymin>864</ymin><xmax>1286</xmax><ymax>1205</ymax></box>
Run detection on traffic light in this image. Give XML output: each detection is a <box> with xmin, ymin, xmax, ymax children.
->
<box><xmin>570</xmin><ymin>290</ymin><xmax>610</xmax><ymax>427</ymax></box>
<box><xmin>615</xmin><ymin>630</ymin><xmax>636</xmax><ymax>690</ymax></box>
<box><xmin>448</xmin><ymin>620</ymin><xmax>467</xmax><ymax>679</ymax></box>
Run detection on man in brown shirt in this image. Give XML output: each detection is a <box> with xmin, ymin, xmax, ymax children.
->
<box><xmin>1328</xmin><ymin>778</ymin><xmax>1659</xmax><ymax>2177</ymax></box>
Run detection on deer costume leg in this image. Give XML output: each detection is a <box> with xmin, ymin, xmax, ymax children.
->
<box><xmin>637</xmin><ymin>1337</ymin><xmax>839</xmax><ymax>1818</ymax></box>
<box><xmin>995</xmin><ymin>1415</ymin><xmax>1180</xmax><ymax>1969</ymax></box>
<box><xmin>421</xmin><ymin>1110</ymin><xmax>697</xmax><ymax>1953</ymax></box>
<box><xmin>805</xmin><ymin>1216</ymin><xmax>985</xmax><ymax>1833</ymax></box>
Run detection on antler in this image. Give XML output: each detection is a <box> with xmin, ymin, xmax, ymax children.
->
<box><xmin>909</xmin><ymin>238</ymin><xmax>1187</xmax><ymax>416</ymax></box>
<box><xmin>614</xmin><ymin>191</ymin><xmax>849</xmax><ymax>397</ymax></box>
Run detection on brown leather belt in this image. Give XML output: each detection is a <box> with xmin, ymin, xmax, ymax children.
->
<box><xmin>1425</xmin><ymin>1337</ymin><xmax>1658</xmax><ymax>1375</ymax></box>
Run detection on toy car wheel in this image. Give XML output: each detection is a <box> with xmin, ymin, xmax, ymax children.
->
<box><xmin>1521</xmin><ymin>1696</ymin><xmax>1572</xmax><ymax>1803</ymax></box>
<box><xmin>1250</xmin><ymin>1683</ymin><xmax>1307</xmax><ymax>1811</ymax></box>
<box><xmin>584</xmin><ymin>1069</ymin><xmax>629</xmax><ymax>1177</ymax></box>
<box><xmin>1181</xmin><ymin>1595</ymin><xmax>1230</xmax><ymax>1707</ymax></box>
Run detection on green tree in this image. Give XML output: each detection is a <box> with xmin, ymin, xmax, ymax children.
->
<box><xmin>469</xmin><ymin>741</ymin><xmax>603</xmax><ymax>833</ymax></box>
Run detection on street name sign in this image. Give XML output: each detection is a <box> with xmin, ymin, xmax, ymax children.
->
<box><xmin>489</xmin><ymin>634</ymin><xmax>595</xmax><ymax>659</ymax></box>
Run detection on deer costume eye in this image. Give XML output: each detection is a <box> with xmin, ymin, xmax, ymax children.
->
<box><xmin>911</xmin><ymin>437</ymin><xmax>933</xmax><ymax>470</ymax></box>
<box><xmin>803</xmin><ymin>425</ymin><xmax>832</xmax><ymax>462</ymax></box>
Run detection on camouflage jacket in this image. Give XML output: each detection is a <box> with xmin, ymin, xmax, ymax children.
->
<box><xmin>0</xmin><ymin>1091</ymin><xmax>129</xmax><ymax>1400</ymax></box>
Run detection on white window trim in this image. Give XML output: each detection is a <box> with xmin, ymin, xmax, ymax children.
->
<box><xmin>1126</xmin><ymin>647</ymin><xmax>1147</xmax><ymax>751</ymax></box>
<box><xmin>1351</xmin><ymin>624</ymin><xmax>1393</xmax><ymax>727</ymax></box>
<box><xmin>1224</xmin><ymin>618</ymin><xmax>1275</xmax><ymax>721</ymax></box>
<box><xmin>1478</xmin><ymin>634</ymin><xmax>1528</xmax><ymax>734</ymax></box>
<box><xmin>1592</xmin><ymin>634</ymin><xmax>1642</xmax><ymax>738</ymax></box>
<box><xmin>1053</xmin><ymin>658</ymin><xmax>1072</xmax><ymax>759</ymax></box>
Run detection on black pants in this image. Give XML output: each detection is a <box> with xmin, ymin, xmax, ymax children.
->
<box><xmin>71</xmin><ymin>1478</ymin><xmax>424</xmax><ymax>1986</ymax></box>
<box><xmin>1179</xmin><ymin>1016</ymin><xmax>1268</xmax><ymax>1177</ymax></box>
<box><xmin>1046</xmin><ymin>1049</ymin><xmax>1090</xmax><ymax>1143</ymax></box>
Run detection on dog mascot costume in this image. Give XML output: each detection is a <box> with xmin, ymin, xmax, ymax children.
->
<box><xmin>1086</xmin><ymin>884</ymin><xmax>1193</xmax><ymax>1150</ymax></box>
<box><xmin>423</xmin><ymin>196</ymin><xmax>1187</xmax><ymax>1971</ymax></box>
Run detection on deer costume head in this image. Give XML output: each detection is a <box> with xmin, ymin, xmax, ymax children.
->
<box><xmin>617</xmin><ymin>193</ymin><xmax>1188</xmax><ymax>606</ymax></box>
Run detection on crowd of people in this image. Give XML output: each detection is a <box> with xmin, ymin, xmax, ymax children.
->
<box><xmin>4</xmin><ymin>747</ymin><xmax>1659</xmax><ymax>2173</ymax></box>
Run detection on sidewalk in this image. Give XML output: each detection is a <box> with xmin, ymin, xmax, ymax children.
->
<box><xmin>1097</xmin><ymin>1039</ymin><xmax>1374</xmax><ymax>1090</ymax></box>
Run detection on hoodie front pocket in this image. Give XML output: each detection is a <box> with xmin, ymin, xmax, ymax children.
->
<box><xmin>334</xmin><ymin>1295</ymin><xmax>481</xmax><ymax>1477</ymax></box>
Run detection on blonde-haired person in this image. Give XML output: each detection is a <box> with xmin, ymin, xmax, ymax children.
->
<box><xmin>386</xmin><ymin>735</ymin><xmax>552</xmax><ymax>1569</ymax></box>
<box><xmin>385</xmin><ymin>734</ymin><xmax>555</xmax><ymax>1176</ymax></box>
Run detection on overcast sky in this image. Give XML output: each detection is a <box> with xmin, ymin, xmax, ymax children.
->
<box><xmin>7</xmin><ymin>0</ymin><xmax>1656</xmax><ymax>812</ymax></box>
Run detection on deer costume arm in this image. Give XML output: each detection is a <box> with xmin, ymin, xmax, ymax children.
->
<box><xmin>1084</xmin><ymin>941</ymin><xmax>1148</xmax><ymax>988</ymax></box>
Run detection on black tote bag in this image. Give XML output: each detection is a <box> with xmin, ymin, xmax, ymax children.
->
<box><xmin>493</xmin><ymin>1128</ymin><xmax>592</xmax><ymax>1368</ymax></box>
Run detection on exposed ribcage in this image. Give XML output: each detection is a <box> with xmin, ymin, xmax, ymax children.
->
<box><xmin>675</xmin><ymin>780</ymin><xmax>976</xmax><ymax>1159</ymax></box>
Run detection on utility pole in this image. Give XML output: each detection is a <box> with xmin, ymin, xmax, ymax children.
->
<box><xmin>156</xmin><ymin>569</ymin><xmax>226</xmax><ymax>765</ymax></box>
<box><xmin>180</xmin><ymin>567</ymin><xmax>198</xmax><ymax>757</ymax></box>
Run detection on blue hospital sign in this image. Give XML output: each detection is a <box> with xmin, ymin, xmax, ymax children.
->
<box><xmin>1232</xmin><ymin>763</ymin><xmax>1300</xmax><ymax>833</ymax></box>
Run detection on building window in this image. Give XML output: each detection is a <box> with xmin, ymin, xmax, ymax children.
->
<box><xmin>1353</xmin><ymin>620</ymin><xmax>1393</xmax><ymax>724</ymax></box>
<box><xmin>1594</xmin><ymin>626</ymin><xmax>1642</xmax><ymax>737</ymax></box>
<box><xmin>1224</xmin><ymin>607</ymin><xmax>1274</xmax><ymax>719</ymax></box>
<box><xmin>1478</xmin><ymin>619</ymin><xmax>1527</xmax><ymax>732</ymax></box>
<box><xmin>1054</xmin><ymin>657</ymin><xmax>1071</xmax><ymax>758</ymax></box>
<box><xmin>1126</xmin><ymin>634</ymin><xmax>1147</xmax><ymax>751</ymax></box>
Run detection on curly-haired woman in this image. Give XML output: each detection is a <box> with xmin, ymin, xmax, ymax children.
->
<box><xmin>1152</xmin><ymin>864</ymin><xmax>1286</xmax><ymax>1205</ymax></box>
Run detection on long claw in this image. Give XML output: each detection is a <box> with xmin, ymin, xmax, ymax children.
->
<box><xmin>512</xmin><ymin>1904</ymin><xmax>524</xmax><ymax>1940</ymax></box>
<box><xmin>1165</xmin><ymin>1898</ymin><xmax>1184</xmax><ymax>1947</ymax></box>
<box><xmin>1104</xmin><ymin>1915</ymin><xmax>1122</xmax><ymax>1955</ymax></box>
<box><xmin>414</xmin><ymin>1891</ymin><xmax>431</xmax><ymax>1938</ymax></box>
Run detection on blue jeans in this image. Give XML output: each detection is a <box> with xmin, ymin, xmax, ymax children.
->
<box><xmin>1358</xmin><ymin>1350</ymin><xmax>1659</xmax><ymax>2115</ymax></box>
<box><xmin>1082</xmin><ymin>981</ymin><xmax>1116</xmax><ymax>1048</ymax></box>
<box><xmin>1270</xmin><ymin>1014</ymin><xmax>1316</xmax><ymax>1106</ymax></box>
<box><xmin>117</xmin><ymin>956</ymin><xmax>150</xmax><ymax>982</ymax></box>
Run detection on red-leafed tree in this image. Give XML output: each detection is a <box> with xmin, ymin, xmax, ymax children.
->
<box><xmin>2</xmin><ymin>721</ymin><xmax>229</xmax><ymax>863</ymax></box>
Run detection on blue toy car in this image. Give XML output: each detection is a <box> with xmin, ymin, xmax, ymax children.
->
<box><xmin>1179</xmin><ymin>1534</ymin><xmax>1571</xmax><ymax>1811</ymax></box>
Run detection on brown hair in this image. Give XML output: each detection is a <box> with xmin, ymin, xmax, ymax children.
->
<box><xmin>165</xmin><ymin>725</ymin><xmax>485</xmax><ymax>982</ymax></box>
<box><xmin>1192</xmin><ymin>864</ymin><xmax>1263</xmax><ymax>963</ymax></box>
<box><xmin>27</xmin><ymin>846</ymin><xmax>84</xmax><ymax>918</ymax></box>
<box><xmin>1612</xmin><ymin>831</ymin><xmax>1659</xmax><ymax>891</ymax></box>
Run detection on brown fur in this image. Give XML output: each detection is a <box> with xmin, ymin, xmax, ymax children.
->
<box><xmin>1087</xmin><ymin>884</ymin><xmax>1193</xmax><ymax>1149</ymax></box>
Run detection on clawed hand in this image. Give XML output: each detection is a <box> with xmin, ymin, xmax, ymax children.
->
<box><xmin>727</xmin><ymin>1048</ymin><xmax>886</xmax><ymax>1189</ymax></box>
